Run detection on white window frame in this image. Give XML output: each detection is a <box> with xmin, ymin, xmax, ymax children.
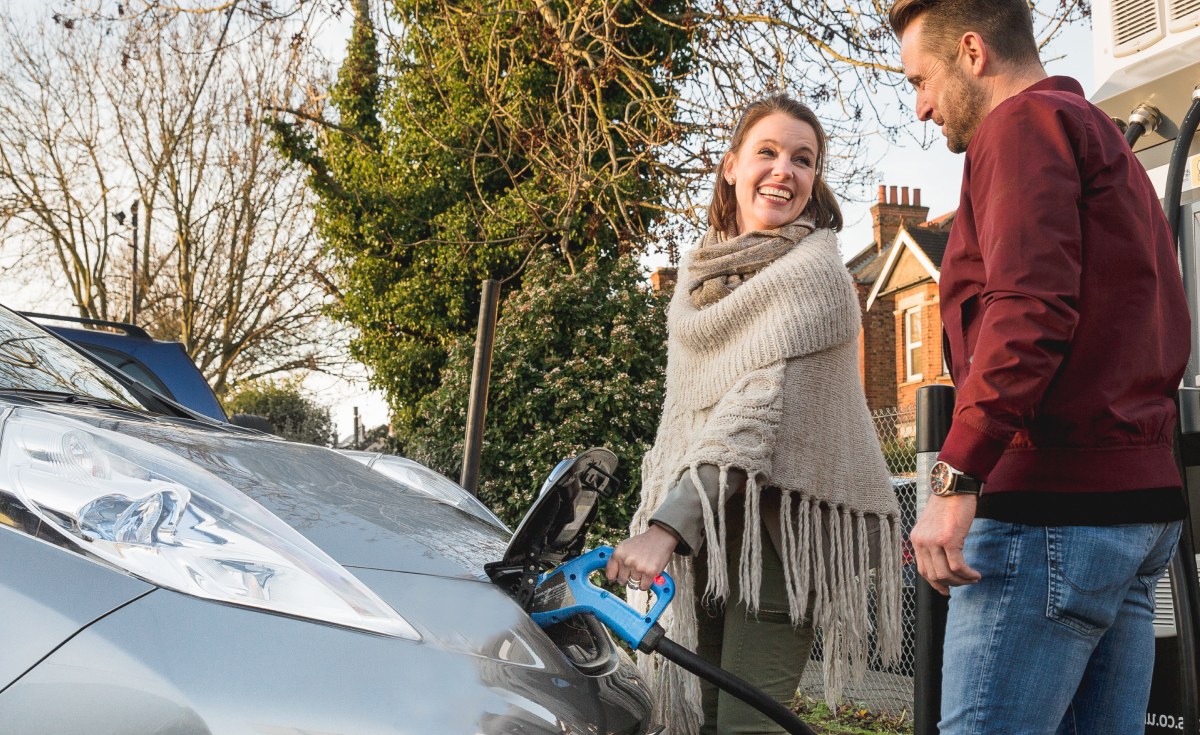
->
<box><xmin>905</xmin><ymin>307</ymin><xmax>923</xmax><ymax>382</ymax></box>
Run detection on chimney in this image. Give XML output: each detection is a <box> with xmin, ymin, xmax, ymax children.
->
<box><xmin>870</xmin><ymin>182</ymin><xmax>931</xmax><ymax>253</ymax></box>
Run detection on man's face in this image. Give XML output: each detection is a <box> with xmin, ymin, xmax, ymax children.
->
<box><xmin>899</xmin><ymin>17</ymin><xmax>988</xmax><ymax>154</ymax></box>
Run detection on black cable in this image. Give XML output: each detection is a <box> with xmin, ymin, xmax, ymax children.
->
<box><xmin>1157</xmin><ymin>91</ymin><xmax>1200</xmax><ymax>735</ymax></box>
<box><xmin>1165</xmin><ymin>97</ymin><xmax>1200</xmax><ymax>244</ymax></box>
<box><xmin>1171</xmin><ymin>422</ymin><xmax>1200</xmax><ymax>735</ymax></box>
<box><xmin>1125</xmin><ymin>120</ymin><xmax>1147</xmax><ymax>148</ymax></box>
<box><xmin>1170</xmin><ymin>532</ymin><xmax>1199</xmax><ymax>735</ymax></box>
<box><xmin>649</xmin><ymin>634</ymin><xmax>818</xmax><ymax>735</ymax></box>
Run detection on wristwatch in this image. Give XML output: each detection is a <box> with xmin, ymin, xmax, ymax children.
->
<box><xmin>929</xmin><ymin>461</ymin><xmax>982</xmax><ymax>497</ymax></box>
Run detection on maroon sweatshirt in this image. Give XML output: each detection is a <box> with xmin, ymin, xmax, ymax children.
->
<box><xmin>937</xmin><ymin>76</ymin><xmax>1191</xmax><ymax>526</ymax></box>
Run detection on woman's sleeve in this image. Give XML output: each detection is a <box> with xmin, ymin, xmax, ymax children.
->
<box><xmin>650</xmin><ymin>464</ymin><xmax>746</xmax><ymax>556</ymax></box>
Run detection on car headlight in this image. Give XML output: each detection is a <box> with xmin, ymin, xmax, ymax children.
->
<box><xmin>1</xmin><ymin>408</ymin><xmax>419</xmax><ymax>640</ymax></box>
<box><xmin>340</xmin><ymin>450</ymin><xmax>510</xmax><ymax>532</ymax></box>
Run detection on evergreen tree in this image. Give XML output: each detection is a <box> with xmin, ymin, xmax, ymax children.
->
<box><xmin>271</xmin><ymin>0</ymin><xmax>691</xmax><ymax>444</ymax></box>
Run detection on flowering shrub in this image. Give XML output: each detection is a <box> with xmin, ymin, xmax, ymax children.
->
<box><xmin>409</xmin><ymin>251</ymin><xmax>669</xmax><ymax>546</ymax></box>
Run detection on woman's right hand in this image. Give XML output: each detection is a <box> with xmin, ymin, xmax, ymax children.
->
<box><xmin>606</xmin><ymin>525</ymin><xmax>677</xmax><ymax>591</ymax></box>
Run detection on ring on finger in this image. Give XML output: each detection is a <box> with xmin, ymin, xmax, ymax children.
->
<box><xmin>627</xmin><ymin>578</ymin><xmax>641</xmax><ymax>589</ymax></box>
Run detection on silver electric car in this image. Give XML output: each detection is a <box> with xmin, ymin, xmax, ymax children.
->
<box><xmin>0</xmin><ymin>306</ymin><xmax>654</xmax><ymax>735</ymax></box>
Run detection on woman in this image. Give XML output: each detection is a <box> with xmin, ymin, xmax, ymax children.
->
<box><xmin>607</xmin><ymin>95</ymin><xmax>903</xmax><ymax>735</ymax></box>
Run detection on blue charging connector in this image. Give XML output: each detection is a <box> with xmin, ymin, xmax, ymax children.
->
<box><xmin>525</xmin><ymin>545</ymin><xmax>816</xmax><ymax>735</ymax></box>
<box><xmin>528</xmin><ymin>546</ymin><xmax>674</xmax><ymax>649</ymax></box>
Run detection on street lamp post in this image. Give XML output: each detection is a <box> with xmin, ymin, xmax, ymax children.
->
<box><xmin>130</xmin><ymin>200</ymin><xmax>139</xmax><ymax>327</ymax></box>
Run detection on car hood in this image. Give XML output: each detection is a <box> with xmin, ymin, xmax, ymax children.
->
<box><xmin>20</xmin><ymin>403</ymin><xmax>510</xmax><ymax>580</ymax></box>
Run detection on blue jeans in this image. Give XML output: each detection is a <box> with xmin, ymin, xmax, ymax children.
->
<box><xmin>940</xmin><ymin>518</ymin><xmax>1182</xmax><ymax>735</ymax></box>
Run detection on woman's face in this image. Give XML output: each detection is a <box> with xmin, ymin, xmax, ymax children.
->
<box><xmin>723</xmin><ymin>113</ymin><xmax>818</xmax><ymax>235</ymax></box>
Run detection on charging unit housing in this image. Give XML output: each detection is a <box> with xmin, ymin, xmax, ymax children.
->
<box><xmin>1092</xmin><ymin>0</ymin><xmax>1200</xmax><ymax>197</ymax></box>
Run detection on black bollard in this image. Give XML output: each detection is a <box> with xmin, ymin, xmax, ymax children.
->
<box><xmin>914</xmin><ymin>384</ymin><xmax>956</xmax><ymax>735</ymax></box>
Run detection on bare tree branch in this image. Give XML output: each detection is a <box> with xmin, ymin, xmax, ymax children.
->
<box><xmin>0</xmin><ymin>7</ymin><xmax>346</xmax><ymax>394</ymax></box>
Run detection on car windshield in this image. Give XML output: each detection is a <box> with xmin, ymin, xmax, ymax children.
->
<box><xmin>0</xmin><ymin>306</ymin><xmax>143</xmax><ymax>409</ymax></box>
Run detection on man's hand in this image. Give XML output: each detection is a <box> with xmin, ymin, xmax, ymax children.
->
<box><xmin>911</xmin><ymin>494</ymin><xmax>981</xmax><ymax>595</ymax></box>
<box><xmin>606</xmin><ymin>525</ymin><xmax>676</xmax><ymax>591</ymax></box>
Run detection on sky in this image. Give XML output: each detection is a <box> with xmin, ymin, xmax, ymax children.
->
<box><xmin>1</xmin><ymin>3</ymin><xmax>1096</xmax><ymax>441</ymax></box>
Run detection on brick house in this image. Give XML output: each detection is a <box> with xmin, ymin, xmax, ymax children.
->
<box><xmin>650</xmin><ymin>267</ymin><xmax>677</xmax><ymax>294</ymax></box>
<box><xmin>848</xmin><ymin>185</ymin><xmax>956</xmax><ymax>410</ymax></box>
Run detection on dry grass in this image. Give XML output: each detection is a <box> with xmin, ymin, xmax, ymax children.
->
<box><xmin>792</xmin><ymin>696</ymin><xmax>913</xmax><ymax>735</ymax></box>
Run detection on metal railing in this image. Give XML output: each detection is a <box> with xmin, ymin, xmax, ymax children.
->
<box><xmin>797</xmin><ymin>404</ymin><xmax>918</xmax><ymax>715</ymax></box>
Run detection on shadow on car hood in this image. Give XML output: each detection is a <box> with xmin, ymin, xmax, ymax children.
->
<box><xmin>33</xmin><ymin>404</ymin><xmax>510</xmax><ymax>580</ymax></box>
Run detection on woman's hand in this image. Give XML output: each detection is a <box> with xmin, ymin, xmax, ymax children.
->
<box><xmin>606</xmin><ymin>525</ymin><xmax>677</xmax><ymax>591</ymax></box>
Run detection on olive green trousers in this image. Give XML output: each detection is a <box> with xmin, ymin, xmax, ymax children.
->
<box><xmin>695</xmin><ymin>496</ymin><xmax>816</xmax><ymax>735</ymax></box>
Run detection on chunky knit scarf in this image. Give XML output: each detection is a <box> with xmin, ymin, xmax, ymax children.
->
<box><xmin>688</xmin><ymin>219</ymin><xmax>815</xmax><ymax>308</ymax></box>
<box><xmin>629</xmin><ymin>226</ymin><xmax>902</xmax><ymax>734</ymax></box>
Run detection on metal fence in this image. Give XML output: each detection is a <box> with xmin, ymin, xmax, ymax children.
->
<box><xmin>797</xmin><ymin>404</ymin><xmax>918</xmax><ymax>715</ymax></box>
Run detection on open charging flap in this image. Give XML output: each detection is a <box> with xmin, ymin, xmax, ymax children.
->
<box><xmin>485</xmin><ymin>447</ymin><xmax>620</xmax><ymax>610</ymax></box>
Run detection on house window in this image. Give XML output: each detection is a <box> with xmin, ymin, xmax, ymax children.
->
<box><xmin>905</xmin><ymin>307</ymin><xmax>923</xmax><ymax>381</ymax></box>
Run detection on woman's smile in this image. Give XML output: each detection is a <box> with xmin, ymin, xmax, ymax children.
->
<box><xmin>756</xmin><ymin>183</ymin><xmax>794</xmax><ymax>204</ymax></box>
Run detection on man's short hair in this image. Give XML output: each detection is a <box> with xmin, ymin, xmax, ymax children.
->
<box><xmin>889</xmin><ymin>0</ymin><xmax>1040</xmax><ymax>66</ymax></box>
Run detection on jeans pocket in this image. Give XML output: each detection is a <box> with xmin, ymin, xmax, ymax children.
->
<box><xmin>1045</xmin><ymin>525</ymin><xmax>1148</xmax><ymax>636</ymax></box>
<box><xmin>1136</xmin><ymin>522</ymin><xmax>1183</xmax><ymax>609</ymax></box>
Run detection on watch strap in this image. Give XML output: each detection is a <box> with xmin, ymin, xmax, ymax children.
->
<box><xmin>949</xmin><ymin>473</ymin><xmax>982</xmax><ymax>496</ymax></box>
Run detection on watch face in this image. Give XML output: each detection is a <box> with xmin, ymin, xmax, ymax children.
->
<box><xmin>930</xmin><ymin>461</ymin><xmax>953</xmax><ymax>496</ymax></box>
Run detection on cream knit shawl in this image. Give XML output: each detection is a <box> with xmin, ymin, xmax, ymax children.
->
<box><xmin>629</xmin><ymin>227</ymin><xmax>902</xmax><ymax>733</ymax></box>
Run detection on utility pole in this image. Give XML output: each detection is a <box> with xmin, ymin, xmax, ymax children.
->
<box><xmin>129</xmin><ymin>200</ymin><xmax>139</xmax><ymax>327</ymax></box>
<box><xmin>461</xmin><ymin>279</ymin><xmax>501</xmax><ymax>496</ymax></box>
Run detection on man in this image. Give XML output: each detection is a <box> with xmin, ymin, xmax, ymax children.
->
<box><xmin>891</xmin><ymin>0</ymin><xmax>1192</xmax><ymax>731</ymax></box>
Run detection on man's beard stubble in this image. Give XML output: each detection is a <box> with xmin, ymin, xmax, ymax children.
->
<box><xmin>941</xmin><ymin>65</ymin><xmax>988</xmax><ymax>154</ymax></box>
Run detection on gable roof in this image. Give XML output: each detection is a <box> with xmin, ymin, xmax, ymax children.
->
<box><xmin>864</xmin><ymin>224</ymin><xmax>952</xmax><ymax>311</ymax></box>
<box><xmin>847</xmin><ymin>208</ymin><xmax>956</xmax><ymax>285</ymax></box>
<box><xmin>906</xmin><ymin>227</ymin><xmax>950</xmax><ymax>269</ymax></box>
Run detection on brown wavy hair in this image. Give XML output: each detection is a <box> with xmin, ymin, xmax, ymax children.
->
<box><xmin>708</xmin><ymin>94</ymin><xmax>843</xmax><ymax>237</ymax></box>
